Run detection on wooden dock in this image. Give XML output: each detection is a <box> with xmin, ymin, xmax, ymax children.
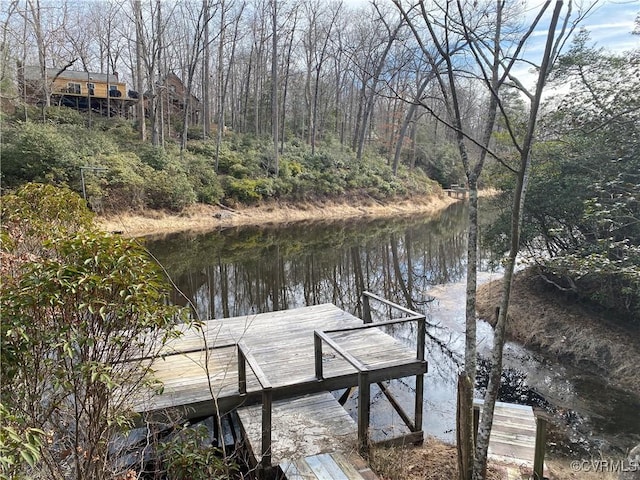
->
<box><xmin>443</xmin><ymin>184</ymin><xmax>469</xmax><ymax>199</ymax></box>
<box><xmin>475</xmin><ymin>400</ymin><xmax>539</xmax><ymax>468</ymax></box>
<box><xmin>136</xmin><ymin>293</ymin><xmax>427</xmax><ymax>477</ymax></box>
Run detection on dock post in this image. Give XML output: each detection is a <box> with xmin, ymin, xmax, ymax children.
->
<box><xmin>238</xmin><ymin>347</ymin><xmax>247</xmax><ymax>394</ymax></box>
<box><xmin>473</xmin><ymin>405</ymin><xmax>480</xmax><ymax>446</ymax></box>
<box><xmin>357</xmin><ymin>370</ymin><xmax>370</xmax><ymax>455</ymax></box>
<box><xmin>414</xmin><ymin>373</ymin><xmax>424</xmax><ymax>434</ymax></box>
<box><xmin>261</xmin><ymin>387</ymin><xmax>273</xmax><ymax>472</ymax></box>
<box><xmin>533</xmin><ymin>413</ymin><xmax>547</xmax><ymax>480</ymax></box>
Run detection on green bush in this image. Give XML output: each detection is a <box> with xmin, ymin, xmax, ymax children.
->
<box><xmin>184</xmin><ymin>154</ymin><xmax>224</xmax><ymax>204</ymax></box>
<box><xmin>224</xmin><ymin>177</ymin><xmax>275</xmax><ymax>203</ymax></box>
<box><xmin>159</xmin><ymin>425</ymin><xmax>236</xmax><ymax>480</ymax></box>
<box><xmin>1</xmin><ymin>122</ymin><xmax>79</xmax><ymax>187</ymax></box>
<box><xmin>138</xmin><ymin>145</ymin><xmax>171</xmax><ymax>170</ymax></box>
<box><xmin>99</xmin><ymin>152</ymin><xmax>149</xmax><ymax>211</ymax></box>
<box><xmin>1</xmin><ymin>184</ymin><xmax>184</xmax><ymax>479</ymax></box>
<box><xmin>186</xmin><ymin>140</ymin><xmax>217</xmax><ymax>159</ymax></box>
<box><xmin>145</xmin><ymin>168</ymin><xmax>196</xmax><ymax>211</ymax></box>
<box><xmin>229</xmin><ymin>163</ymin><xmax>251</xmax><ymax>179</ymax></box>
<box><xmin>44</xmin><ymin>106</ymin><xmax>85</xmax><ymax>125</ymax></box>
<box><xmin>216</xmin><ymin>145</ymin><xmax>243</xmax><ymax>174</ymax></box>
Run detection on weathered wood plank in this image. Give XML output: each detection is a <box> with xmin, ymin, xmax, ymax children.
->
<box><xmin>306</xmin><ymin>454</ymin><xmax>349</xmax><ymax>480</ymax></box>
<box><xmin>139</xmin><ymin>304</ymin><xmax>423</xmax><ymax>417</ymax></box>
<box><xmin>331</xmin><ymin>453</ymin><xmax>367</xmax><ymax>479</ymax></box>
<box><xmin>238</xmin><ymin>392</ymin><xmax>358</xmax><ymax>466</ymax></box>
<box><xmin>474</xmin><ymin>399</ymin><xmax>538</xmax><ymax>467</ymax></box>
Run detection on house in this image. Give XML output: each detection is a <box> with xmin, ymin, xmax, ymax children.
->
<box><xmin>20</xmin><ymin>65</ymin><xmax>138</xmax><ymax>117</ymax></box>
<box><xmin>160</xmin><ymin>72</ymin><xmax>201</xmax><ymax>126</ymax></box>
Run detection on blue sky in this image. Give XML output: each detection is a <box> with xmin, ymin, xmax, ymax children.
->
<box><xmin>573</xmin><ymin>0</ymin><xmax>639</xmax><ymax>52</ymax></box>
<box><xmin>521</xmin><ymin>0</ymin><xmax>639</xmax><ymax>54</ymax></box>
<box><xmin>344</xmin><ymin>0</ymin><xmax>639</xmax><ymax>54</ymax></box>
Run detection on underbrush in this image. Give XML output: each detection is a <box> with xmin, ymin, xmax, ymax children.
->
<box><xmin>1</xmin><ymin>107</ymin><xmax>440</xmax><ymax>212</ymax></box>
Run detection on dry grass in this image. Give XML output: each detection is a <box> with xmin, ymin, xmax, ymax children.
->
<box><xmin>369</xmin><ymin>438</ymin><xmax>504</xmax><ymax>480</ymax></box>
<box><xmin>369</xmin><ymin>439</ymin><xmax>620</xmax><ymax>480</ymax></box>
<box><xmin>476</xmin><ymin>269</ymin><xmax>640</xmax><ymax>397</ymax></box>
<box><xmin>96</xmin><ymin>194</ymin><xmax>457</xmax><ymax>238</ymax></box>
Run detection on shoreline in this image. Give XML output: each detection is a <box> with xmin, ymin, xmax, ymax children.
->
<box><xmin>97</xmin><ymin>193</ymin><xmax>459</xmax><ymax>238</ymax></box>
<box><xmin>476</xmin><ymin>269</ymin><xmax>640</xmax><ymax>397</ymax></box>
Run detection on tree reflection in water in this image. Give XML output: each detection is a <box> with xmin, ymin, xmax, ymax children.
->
<box><xmin>146</xmin><ymin>202</ymin><xmax>496</xmax><ymax>442</ymax></box>
<box><xmin>146</xmin><ymin>202</ymin><xmax>485</xmax><ymax>322</ymax></box>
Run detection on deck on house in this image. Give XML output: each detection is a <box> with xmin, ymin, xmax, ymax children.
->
<box><xmin>136</xmin><ymin>295</ymin><xmax>427</xmax><ymax>478</ymax></box>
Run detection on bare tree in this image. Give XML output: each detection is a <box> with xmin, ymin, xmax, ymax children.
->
<box><xmin>271</xmin><ymin>0</ymin><xmax>279</xmax><ymax>174</ymax></box>
<box><xmin>214</xmin><ymin>0</ymin><xmax>245</xmax><ymax>171</ymax></box>
<box><xmin>133</xmin><ymin>0</ymin><xmax>146</xmax><ymax>141</ymax></box>
<box><xmin>395</xmin><ymin>1</ymin><xmax>589</xmax><ymax>478</ymax></box>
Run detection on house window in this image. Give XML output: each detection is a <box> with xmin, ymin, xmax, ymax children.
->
<box><xmin>87</xmin><ymin>82</ymin><xmax>95</xmax><ymax>96</ymax></box>
<box><xmin>67</xmin><ymin>82</ymin><xmax>81</xmax><ymax>94</ymax></box>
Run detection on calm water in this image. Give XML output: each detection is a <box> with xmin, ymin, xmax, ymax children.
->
<box><xmin>146</xmin><ymin>202</ymin><xmax>640</xmax><ymax>456</ymax></box>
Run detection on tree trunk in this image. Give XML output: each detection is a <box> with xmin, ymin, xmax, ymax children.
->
<box><xmin>271</xmin><ymin>0</ymin><xmax>279</xmax><ymax>175</ymax></box>
<box><xmin>392</xmin><ymin>76</ymin><xmax>430</xmax><ymax>174</ymax></box>
<box><xmin>134</xmin><ymin>0</ymin><xmax>146</xmax><ymax>141</ymax></box>
<box><xmin>473</xmin><ymin>3</ymin><xmax>564</xmax><ymax>478</ymax></box>
<box><xmin>203</xmin><ymin>0</ymin><xmax>211</xmax><ymax>139</ymax></box>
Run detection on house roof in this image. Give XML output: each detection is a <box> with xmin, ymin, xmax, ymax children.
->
<box><xmin>24</xmin><ymin>66</ymin><xmax>122</xmax><ymax>84</ymax></box>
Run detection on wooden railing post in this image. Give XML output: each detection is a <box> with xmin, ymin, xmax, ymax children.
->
<box><xmin>415</xmin><ymin>316</ymin><xmax>426</xmax><ymax>436</ymax></box>
<box><xmin>533</xmin><ymin>413</ymin><xmax>548</xmax><ymax>480</ymax></box>
<box><xmin>358</xmin><ymin>370</ymin><xmax>370</xmax><ymax>455</ymax></box>
<box><xmin>238</xmin><ymin>346</ymin><xmax>247</xmax><ymax>395</ymax></box>
<box><xmin>314</xmin><ymin>331</ymin><xmax>323</xmax><ymax>379</ymax></box>
<box><xmin>362</xmin><ymin>292</ymin><xmax>372</xmax><ymax>324</ymax></box>
<box><xmin>473</xmin><ymin>405</ymin><xmax>480</xmax><ymax>447</ymax></box>
<box><xmin>417</xmin><ymin>316</ymin><xmax>426</xmax><ymax>361</ymax></box>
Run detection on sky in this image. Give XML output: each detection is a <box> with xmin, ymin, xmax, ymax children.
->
<box><xmin>344</xmin><ymin>0</ymin><xmax>640</xmax><ymax>54</ymax></box>
<box><xmin>344</xmin><ymin>0</ymin><xmax>639</xmax><ymax>91</ymax></box>
<box><xmin>567</xmin><ymin>0</ymin><xmax>639</xmax><ymax>52</ymax></box>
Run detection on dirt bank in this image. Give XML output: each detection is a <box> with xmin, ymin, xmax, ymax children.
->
<box><xmin>476</xmin><ymin>268</ymin><xmax>640</xmax><ymax>397</ymax></box>
<box><xmin>97</xmin><ymin>193</ymin><xmax>458</xmax><ymax>238</ymax></box>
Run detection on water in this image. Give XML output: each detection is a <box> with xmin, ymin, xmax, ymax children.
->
<box><xmin>146</xmin><ymin>202</ymin><xmax>640</xmax><ymax>457</ymax></box>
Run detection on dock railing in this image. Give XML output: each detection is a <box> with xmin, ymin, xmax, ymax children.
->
<box><xmin>237</xmin><ymin>341</ymin><xmax>273</xmax><ymax>472</ymax></box>
<box><xmin>314</xmin><ymin>291</ymin><xmax>427</xmax><ymax>454</ymax></box>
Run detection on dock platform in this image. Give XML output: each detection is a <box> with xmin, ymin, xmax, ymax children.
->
<box><xmin>475</xmin><ymin>400</ymin><xmax>539</xmax><ymax>468</ymax></box>
<box><xmin>136</xmin><ymin>293</ymin><xmax>427</xmax><ymax>477</ymax></box>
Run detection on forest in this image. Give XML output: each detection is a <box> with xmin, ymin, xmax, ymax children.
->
<box><xmin>2</xmin><ymin>0</ymin><xmax>636</xmax><ymax>320</ymax></box>
<box><xmin>1</xmin><ymin>1</ymin><xmax>639</xmax><ymax>479</ymax></box>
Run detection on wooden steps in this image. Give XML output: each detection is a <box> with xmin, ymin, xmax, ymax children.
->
<box><xmin>279</xmin><ymin>452</ymin><xmax>379</xmax><ymax>480</ymax></box>
<box><xmin>238</xmin><ymin>392</ymin><xmax>358</xmax><ymax>467</ymax></box>
<box><xmin>475</xmin><ymin>400</ymin><xmax>539</xmax><ymax>468</ymax></box>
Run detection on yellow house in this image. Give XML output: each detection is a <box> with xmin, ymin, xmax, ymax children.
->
<box><xmin>21</xmin><ymin>66</ymin><xmax>137</xmax><ymax>116</ymax></box>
